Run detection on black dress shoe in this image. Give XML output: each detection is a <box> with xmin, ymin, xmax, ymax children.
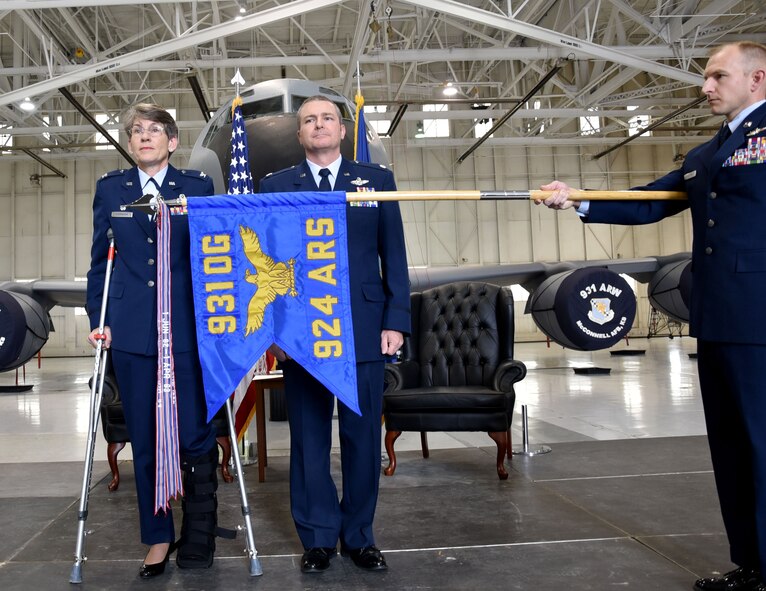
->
<box><xmin>694</xmin><ymin>567</ymin><xmax>762</xmax><ymax>591</ymax></box>
<box><xmin>138</xmin><ymin>542</ymin><xmax>176</xmax><ymax>579</ymax></box>
<box><xmin>300</xmin><ymin>547</ymin><xmax>337</xmax><ymax>573</ymax></box>
<box><xmin>342</xmin><ymin>545</ymin><xmax>388</xmax><ymax>571</ymax></box>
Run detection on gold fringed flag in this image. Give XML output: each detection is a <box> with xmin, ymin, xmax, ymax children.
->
<box><xmin>353</xmin><ymin>92</ymin><xmax>371</xmax><ymax>163</ymax></box>
<box><xmin>187</xmin><ymin>191</ymin><xmax>360</xmax><ymax>422</ymax></box>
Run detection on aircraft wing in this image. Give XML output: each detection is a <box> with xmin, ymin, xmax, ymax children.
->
<box><xmin>0</xmin><ymin>280</ymin><xmax>87</xmax><ymax>310</ymax></box>
<box><xmin>0</xmin><ymin>252</ymin><xmax>691</xmax><ymax>372</ymax></box>
<box><xmin>408</xmin><ymin>252</ymin><xmax>691</xmax><ymax>292</ymax></box>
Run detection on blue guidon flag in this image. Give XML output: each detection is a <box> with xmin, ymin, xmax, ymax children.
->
<box><xmin>187</xmin><ymin>191</ymin><xmax>359</xmax><ymax>421</ymax></box>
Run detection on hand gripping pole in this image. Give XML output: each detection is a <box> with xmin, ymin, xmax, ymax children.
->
<box><xmin>70</xmin><ymin>230</ymin><xmax>115</xmax><ymax>584</ymax></box>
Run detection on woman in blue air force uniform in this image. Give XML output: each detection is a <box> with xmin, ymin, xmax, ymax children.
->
<box><xmin>86</xmin><ymin>103</ymin><xmax>221</xmax><ymax>578</ymax></box>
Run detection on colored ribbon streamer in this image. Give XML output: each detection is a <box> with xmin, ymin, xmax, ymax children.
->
<box><xmin>154</xmin><ymin>199</ymin><xmax>183</xmax><ymax>513</ymax></box>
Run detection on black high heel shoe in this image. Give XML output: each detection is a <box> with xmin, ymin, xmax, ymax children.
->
<box><xmin>138</xmin><ymin>541</ymin><xmax>176</xmax><ymax>579</ymax></box>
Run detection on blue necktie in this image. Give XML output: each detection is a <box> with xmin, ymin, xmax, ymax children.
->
<box><xmin>144</xmin><ymin>178</ymin><xmax>161</xmax><ymax>219</ymax></box>
<box><xmin>145</xmin><ymin>177</ymin><xmax>161</xmax><ymax>195</ymax></box>
<box><xmin>718</xmin><ymin>124</ymin><xmax>731</xmax><ymax>148</ymax></box>
<box><xmin>318</xmin><ymin>168</ymin><xmax>332</xmax><ymax>191</ymax></box>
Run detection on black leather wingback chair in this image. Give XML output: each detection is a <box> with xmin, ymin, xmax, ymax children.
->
<box><xmin>95</xmin><ymin>360</ymin><xmax>233</xmax><ymax>491</ymax></box>
<box><xmin>383</xmin><ymin>282</ymin><xmax>527</xmax><ymax>480</ymax></box>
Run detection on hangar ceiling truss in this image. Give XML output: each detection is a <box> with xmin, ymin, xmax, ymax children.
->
<box><xmin>0</xmin><ymin>0</ymin><xmax>763</xmax><ymax>160</ymax></box>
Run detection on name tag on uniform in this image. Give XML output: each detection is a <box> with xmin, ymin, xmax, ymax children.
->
<box><xmin>683</xmin><ymin>170</ymin><xmax>697</xmax><ymax>180</ymax></box>
<box><xmin>111</xmin><ymin>211</ymin><xmax>133</xmax><ymax>218</ymax></box>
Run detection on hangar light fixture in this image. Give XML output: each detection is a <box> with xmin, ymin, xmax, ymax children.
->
<box><xmin>19</xmin><ymin>97</ymin><xmax>36</xmax><ymax>112</ymax></box>
<box><xmin>442</xmin><ymin>82</ymin><xmax>458</xmax><ymax>97</ymax></box>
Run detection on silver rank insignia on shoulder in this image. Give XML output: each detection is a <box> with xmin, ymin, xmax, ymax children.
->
<box><xmin>350</xmin><ymin>177</ymin><xmax>369</xmax><ymax>186</ymax></box>
<box><xmin>199</xmin><ymin>171</ymin><xmax>207</xmax><ymax>177</ymax></box>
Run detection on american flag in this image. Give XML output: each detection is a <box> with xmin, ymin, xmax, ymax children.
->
<box><xmin>227</xmin><ymin>93</ymin><xmax>270</xmax><ymax>440</ymax></box>
<box><xmin>228</xmin><ymin>96</ymin><xmax>254</xmax><ymax>194</ymax></box>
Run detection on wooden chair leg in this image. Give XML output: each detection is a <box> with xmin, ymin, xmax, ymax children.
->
<box><xmin>488</xmin><ymin>431</ymin><xmax>509</xmax><ymax>480</ymax></box>
<box><xmin>420</xmin><ymin>432</ymin><xmax>430</xmax><ymax>458</ymax></box>
<box><xmin>216</xmin><ymin>436</ymin><xmax>234</xmax><ymax>483</ymax></box>
<box><xmin>106</xmin><ymin>441</ymin><xmax>125</xmax><ymax>492</ymax></box>
<box><xmin>383</xmin><ymin>430</ymin><xmax>402</xmax><ymax>476</ymax></box>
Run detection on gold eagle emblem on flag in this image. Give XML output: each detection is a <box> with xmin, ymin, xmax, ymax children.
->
<box><xmin>239</xmin><ymin>225</ymin><xmax>297</xmax><ymax>335</ymax></box>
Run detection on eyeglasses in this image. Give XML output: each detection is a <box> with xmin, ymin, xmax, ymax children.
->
<box><xmin>129</xmin><ymin>124</ymin><xmax>165</xmax><ymax>137</ymax></box>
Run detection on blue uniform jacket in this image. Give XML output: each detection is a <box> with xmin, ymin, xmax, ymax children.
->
<box><xmin>86</xmin><ymin>164</ymin><xmax>214</xmax><ymax>355</ymax></box>
<box><xmin>259</xmin><ymin>158</ymin><xmax>411</xmax><ymax>360</ymax></box>
<box><xmin>585</xmin><ymin>101</ymin><xmax>766</xmax><ymax>344</ymax></box>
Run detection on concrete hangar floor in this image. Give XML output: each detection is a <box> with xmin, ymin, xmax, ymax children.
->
<box><xmin>0</xmin><ymin>337</ymin><xmax>731</xmax><ymax>590</ymax></box>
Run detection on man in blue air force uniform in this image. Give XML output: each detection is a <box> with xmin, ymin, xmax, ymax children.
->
<box><xmin>86</xmin><ymin>103</ymin><xmax>222</xmax><ymax>579</ymax></box>
<box><xmin>259</xmin><ymin>96</ymin><xmax>410</xmax><ymax>573</ymax></box>
<box><xmin>538</xmin><ymin>42</ymin><xmax>766</xmax><ymax>591</ymax></box>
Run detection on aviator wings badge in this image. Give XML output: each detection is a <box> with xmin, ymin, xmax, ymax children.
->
<box><xmin>350</xmin><ymin>177</ymin><xmax>369</xmax><ymax>186</ymax></box>
<box><xmin>239</xmin><ymin>225</ymin><xmax>297</xmax><ymax>336</ymax></box>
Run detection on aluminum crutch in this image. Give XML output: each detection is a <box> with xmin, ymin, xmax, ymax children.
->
<box><xmin>224</xmin><ymin>397</ymin><xmax>263</xmax><ymax>576</ymax></box>
<box><xmin>70</xmin><ymin>229</ymin><xmax>115</xmax><ymax>584</ymax></box>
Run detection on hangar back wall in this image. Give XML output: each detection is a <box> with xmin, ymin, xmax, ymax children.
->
<box><xmin>0</xmin><ymin>126</ymin><xmax>694</xmax><ymax>358</ymax></box>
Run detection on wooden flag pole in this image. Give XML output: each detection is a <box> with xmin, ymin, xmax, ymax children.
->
<box><xmin>123</xmin><ymin>189</ymin><xmax>687</xmax><ymax>213</ymax></box>
<box><xmin>344</xmin><ymin>189</ymin><xmax>687</xmax><ymax>201</ymax></box>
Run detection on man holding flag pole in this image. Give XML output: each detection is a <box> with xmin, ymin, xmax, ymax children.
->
<box><xmin>259</xmin><ymin>90</ymin><xmax>410</xmax><ymax>574</ymax></box>
<box><xmin>538</xmin><ymin>41</ymin><xmax>766</xmax><ymax>591</ymax></box>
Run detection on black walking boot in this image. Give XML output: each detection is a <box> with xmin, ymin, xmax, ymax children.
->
<box><xmin>176</xmin><ymin>447</ymin><xmax>234</xmax><ymax>569</ymax></box>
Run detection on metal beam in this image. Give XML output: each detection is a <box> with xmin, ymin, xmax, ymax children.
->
<box><xmin>58</xmin><ymin>86</ymin><xmax>135</xmax><ymax>166</ymax></box>
<box><xmin>342</xmin><ymin>0</ymin><xmax>375</xmax><ymax>98</ymax></box>
<box><xmin>591</xmin><ymin>95</ymin><xmax>708</xmax><ymax>159</ymax></box>
<box><xmin>457</xmin><ymin>63</ymin><xmax>561</xmax><ymax>164</ymax></box>
<box><xmin>606</xmin><ymin>0</ymin><xmax>667</xmax><ymax>41</ymax></box>
<box><xmin>186</xmin><ymin>74</ymin><xmax>211</xmax><ymax>122</ymax></box>
<box><xmin>382</xmin><ymin>103</ymin><xmax>407</xmax><ymax>137</ymax></box>
<box><xmin>0</xmin><ymin>0</ymin><xmax>343</xmax><ymax>108</ymax></box>
<box><xmin>0</xmin><ymin>45</ymin><xmax>725</xmax><ymax>78</ymax></box>
<box><xmin>5</xmin><ymin>0</ymin><xmax>200</xmax><ymax>7</ymax></box>
<box><xmin>401</xmin><ymin>0</ymin><xmax>703</xmax><ymax>85</ymax></box>
<box><xmin>680</xmin><ymin>0</ymin><xmax>743</xmax><ymax>39</ymax></box>
<box><xmin>20</xmin><ymin>148</ymin><xmax>67</xmax><ymax>177</ymax></box>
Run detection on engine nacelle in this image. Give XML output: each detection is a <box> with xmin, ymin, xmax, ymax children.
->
<box><xmin>648</xmin><ymin>259</ymin><xmax>691</xmax><ymax>323</ymax></box>
<box><xmin>527</xmin><ymin>267</ymin><xmax>636</xmax><ymax>350</ymax></box>
<box><xmin>0</xmin><ymin>290</ymin><xmax>51</xmax><ymax>371</ymax></box>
